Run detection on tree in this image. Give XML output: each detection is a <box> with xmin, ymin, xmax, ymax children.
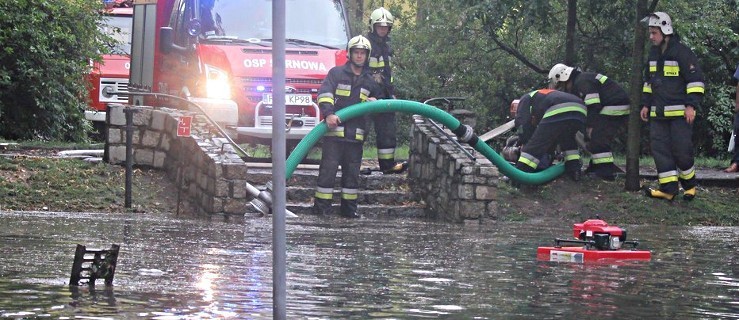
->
<box><xmin>0</xmin><ymin>0</ymin><xmax>108</xmax><ymax>141</ymax></box>
<box><xmin>626</xmin><ymin>0</ymin><xmax>650</xmax><ymax>191</ymax></box>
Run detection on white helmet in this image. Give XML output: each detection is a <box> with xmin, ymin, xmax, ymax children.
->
<box><xmin>346</xmin><ymin>35</ymin><xmax>372</xmax><ymax>65</ymax></box>
<box><xmin>646</xmin><ymin>12</ymin><xmax>673</xmax><ymax>35</ymax></box>
<box><xmin>370</xmin><ymin>7</ymin><xmax>394</xmax><ymax>28</ymax></box>
<box><xmin>548</xmin><ymin>63</ymin><xmax>575</xmax><ymax>84</ymax></box>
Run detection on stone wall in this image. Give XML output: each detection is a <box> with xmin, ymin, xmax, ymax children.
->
<box><xmin>104</xmin><ymin>104</ymin><xmax>506</xmax><ymax>220</ymax></box>
<box><xmin>105</xmin><ymin>104</ymin><xmax>250</xmax><ymax>215</ymax></box>
<box><xmin>408</xmin><ymin>115</ymin><xmax>503</xmax><ymax>221</ymax></box>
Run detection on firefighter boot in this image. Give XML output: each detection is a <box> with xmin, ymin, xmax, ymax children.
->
<box><xmin>340</xmin><ymin>199</ymin><xmax>361</xmax><ymax>218</ymax></box>
<box><xmin>565</xmin><ymin>160</ymin><xmax>582</xmax><ymax>181</ymax></box>
<box><xmin>683</xmin><ymin>187</ymin><xmax>697</xmax><ymax>201</ymax></box>
<box><xmin>644</xmin><ymin>187</ymin><xmax>675</xmax><ymax>201</ymax></box>
<box><xmin>585</xmin><ymin>162</ymin><xmax>615</xmax><ymax>181</ymax></box>
<box><xmin>383</xmin><ymin>161</ymin><xmax>408</xmax><ymax>174</ymax></box>
<box><xmin>312</xmin><ymin>198</ymin><xmax>334</xmax><ymax>216</ymax></box>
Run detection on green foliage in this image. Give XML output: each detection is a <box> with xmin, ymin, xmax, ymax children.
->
<box><xmin>0</xmin><ymin>0</ymin><xmax>108</xmax><ymax>142</ymax></box>
<box><xmin>390</xmin><ymin>0</ymin><xmax>738</xmax><ymax>156</ymax></box>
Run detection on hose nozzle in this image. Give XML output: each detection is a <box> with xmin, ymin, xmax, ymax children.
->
<box><xmin>246</xmin><ymin>181</ymin><xmax>298</xmax><ymax>217</ymax></box>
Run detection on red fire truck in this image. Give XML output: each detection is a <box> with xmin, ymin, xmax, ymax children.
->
<box><xmin>87</xmin><ymin>5</ymin><xmax>133</xmax><ymax>131</ymax></box>
<box><xmin>129</xmin><ymin>0</ymin><xmax>350</xmax><ymax>146</ymax></box>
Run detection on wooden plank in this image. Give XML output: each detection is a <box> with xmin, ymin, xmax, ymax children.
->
<box><xmin>479</xmin><ymin>120</ymin><xmax>515</xmax><ymax>142</ymax></box>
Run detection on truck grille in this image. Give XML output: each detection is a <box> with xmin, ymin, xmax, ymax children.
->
<box><xmin>242</xmin><ymin>77</ymin><xmax>323</xmax><ymax>85</ymax></box>
<box><xmin>258</xmin><ymin>115</ymin><xmax>317</xmax><ymax>127</ymax></box>
<box><xmin>243</xmin><ymin>77</ymin><xmax>320</xmax><ymax>103</ymax></box>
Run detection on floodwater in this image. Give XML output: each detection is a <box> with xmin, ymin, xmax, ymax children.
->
<box><xmin>0</xmin><ymin>210</ymin><xmax>737</xmax><ymax>319</ymax></box>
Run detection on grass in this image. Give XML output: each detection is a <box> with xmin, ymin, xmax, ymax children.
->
<box><xmin>613</xmin><ymin>155</ymin><xmax>728</xmax><ymax>170</ymax></box>
<box><xmin>240</xmin><ymin>143</ymin><xmax>411</xmax><ymax>160</ymax></box>
<box><xmin>0</xmin><ymin>139</ymin><xmax>104</xmax><ymax>150</ymax></box>
<box><xmin>496</xmin><ymin>173</ymin><xmax>739</xmax><ymax>226</ymax></box>
<box><xmin>0</xmin><ymin>156</ymin><xmax>175</xmax><ymax>213</ymax></box>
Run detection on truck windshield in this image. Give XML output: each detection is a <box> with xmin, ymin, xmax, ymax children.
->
<box><xmin>201</xmin><ymin>0</ymin><xmax>349</xmax><ymax>48</ymax></box>
<box><xmin>100</xmin><ymin>15</ymin><xmax>133</xmax><ymax>55</ymax></box>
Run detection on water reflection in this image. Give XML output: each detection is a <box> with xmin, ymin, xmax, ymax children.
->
<box><xmin>0</xmin><ymin>211</ymin><xmax>736</xmax><ymax>319</ymax></box>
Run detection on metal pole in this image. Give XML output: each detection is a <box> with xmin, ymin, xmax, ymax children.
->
<box><xmin>272</xmin><ymin>0</ymin><xmax>287</xmax><ymax>318</ymax></box>
<box><xmin>123</xmin><ymin>107</ymin><xmax>136</xmax><ymax>208</ymax></box>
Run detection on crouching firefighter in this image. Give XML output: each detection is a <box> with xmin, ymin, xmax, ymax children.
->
<box><xmin>548</xmin><ymin>63</ymin><xmax>630</xmax><ymax>181</ymax></box>
<box><xmin>313</xmin><ymin>35</ymin><xmax>385</xmax><ymax>218</ymax></box>
<box><xmin>514</xmin><ymin>89</ymin><xmax>587</xmax><ymax>181</ymax></box>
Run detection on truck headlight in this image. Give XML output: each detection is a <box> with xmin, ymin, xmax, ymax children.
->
<box><xmin>204</xmin><ymin>64</ymin><xmax>231</xmax><ymax>99</ymax></box>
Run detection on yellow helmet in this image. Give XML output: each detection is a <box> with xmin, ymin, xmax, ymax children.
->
<box><xmin>346</xmin><ymin>35</ymin><xmax>372</xmax><ymax>59</ymax></box>
<box><xmin>369</xmin><ymin>7</ymin><xmax>394</xmax><ymax>29</ymax></box>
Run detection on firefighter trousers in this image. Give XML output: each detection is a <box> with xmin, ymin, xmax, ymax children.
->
<box><xmin>370</xmin><ymin>111</ymin><xmax>397</xmax><ymax>171</ymax></box>
<box><xmin>649</xmin><ymin>118</ymin><xmax>696</xmax><ymax>194</ymax></box>
<box><xmin>313</xmin><ymin>139</ymin><xmax>363</xmax><ymax>217</ymax></box>
<box><xmin>516</xmin><ymin>119</ymin><xmax>584</xmax><ymax>174</ymax></box>
<box><xmin>587</xmin><ymin>115</ymin><xmax>627</xmax><ymax>177</ymax></box>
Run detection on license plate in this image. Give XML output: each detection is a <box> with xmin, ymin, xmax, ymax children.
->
<box><xmin>262</xmin><ymin>93</ymin><xmax>313</xmax><ymax>106</ymax></box>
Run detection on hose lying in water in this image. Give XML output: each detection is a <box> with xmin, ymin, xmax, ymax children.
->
<box><xmin>285</xmin><ymin>99</ymin><xmax>564</xmax><ymax>185</ymax></box>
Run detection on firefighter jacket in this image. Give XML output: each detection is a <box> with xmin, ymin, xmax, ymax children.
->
<box><xmin>641</xmin><ymin>34</ymin><xmax>705</xmax><ymax>119</ymax></box>
<box><xmin>514</xmin><ymin>89</ymin><xmax>587</xmax><ymax>144</ymax></box>
<box><xmin>570</xmin><ymin>71</ymin><xmax>631</xmax><ymax>124</ymax></box>
<box><xmin>317</xmin><ymin>62</ymin><xmax>385</xmax><ymax>143</ymax></box>
<box><xmin>366</xmin><ymin>31</ymin><xmax>394</xmax><ymax>97</ymax></box>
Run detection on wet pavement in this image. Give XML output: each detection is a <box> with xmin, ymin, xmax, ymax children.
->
<box><xmin>0</xmin><ymin>210</ymin><xmax>737</xmax><ymax>319</ymax></box>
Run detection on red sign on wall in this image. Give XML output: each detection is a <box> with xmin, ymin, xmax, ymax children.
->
<box><xmin>177</xmin><ymin>116</ymin><xmax>192</xmax><ymax>137</ymax></box>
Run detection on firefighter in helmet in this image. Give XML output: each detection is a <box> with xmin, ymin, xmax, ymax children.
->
<box><xmin>640</xmin><ymin>12</ymin><xmax>705</xmax><ymax>201</ymax></box>
<box><xmin>514</xmin><ymin>89</ymin><xmax>587</xmax><ymax>181</ymax></box>
<box><xmin>313</xmin><ymin>35</ymin><xmax>385</xmax><ymax>218</ymax></box>
<box><xmin>364</xmin><ymin>7</ymin><xmax>407</xmax><ymax>174</ymax></box>
<box><xmin>548</xmin><ymin>63</ymin><xmax>630</xmax><ymax>181</ymax></box>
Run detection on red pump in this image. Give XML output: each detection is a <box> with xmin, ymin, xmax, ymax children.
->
<box><xmin>537</xmin><ymin>219</ymin><xmax>651</xmax><ymax>262</ymax></box>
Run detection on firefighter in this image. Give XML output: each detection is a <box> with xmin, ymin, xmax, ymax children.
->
<box><xmin>640</xmin><ymin>12</ymin><xmax>705</xmax><ymax>201</ymax></box>
<box><xmin>502</xmin><ymin>99</ymin><xmax>521</xmax><ymax>163</ymax></box>
<box><xmin>313</xmin><ymin>35</ymin><xmax>385</xmax><ymax>218</ymax></box>
<box><xmin>548</xmin><ymin>63</ymin><xmax>630</xmax><ymax>181</ymax></box>
<box><xmin>514</xmin><ymin>89</ymin><xmax>587</xmax><ymax>181</ymax></box>
<box><xmin>365</xmin><ymin>7</ymin><xmax>407</xmax><ymax>174</ymax></box>
<box><xmin>724</xmin><ymin>63</ymin><xmax>739</xmax><ymax>173</ymax></box>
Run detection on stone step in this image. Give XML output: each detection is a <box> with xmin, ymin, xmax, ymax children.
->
<box><xmin>286</xmin><ymin>186</ymin><xmax>413</xmax><ymax>205</ymax></box>
<box><xmin>285</xmin><ymin>202</ymin><xmax>427</xmax><ymax>218</ymax></box>
<box><xmin>246</xmin><ymin>167</ymin><xmax>409</xmax><ymax>190</ymax></box>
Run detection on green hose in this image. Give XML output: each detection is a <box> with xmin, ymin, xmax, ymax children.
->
<box><xmin>286</xmin><ymin>99</ymin><xmax>564</xmax><ymax>185</ymax></box>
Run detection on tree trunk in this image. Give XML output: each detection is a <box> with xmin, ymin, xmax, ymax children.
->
<box><xmin>625</xmin><ymin>0</ymin><xmax>649</xmax><ymax>191</ymax></box>
<box><xmin>416</xmin><ymin>0</ymin><xmax>426</xmax><ymax>24</ymax></box>
<box><xmin>564</xmin><ymin>0</ymin><xmax>577</xmax><ymax>65</ymax></box>
<box><xmin>355</xmin><ymin>0</ymin><xmax>365</xmax><ymax>26</ymax></box>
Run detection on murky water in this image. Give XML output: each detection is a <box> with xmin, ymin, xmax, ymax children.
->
<box><xmin>0</xmin><ymin>210</ymin><xmax>736</xmax><ymax>319</ymax></box>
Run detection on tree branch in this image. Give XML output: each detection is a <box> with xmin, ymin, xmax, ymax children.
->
<box><xmin>486</xmin><ymin>32</ymin><xmax>545</xmax><ymax>74</ymax></box>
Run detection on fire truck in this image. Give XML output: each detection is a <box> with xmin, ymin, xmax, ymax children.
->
<box><xmin>87</xmin><ymin>5</ymin><xmax>133</xmax><ymax>131</ymax></box>
<box><xmin>128</xmin><ymin>0</ymin><xmax>350</xmax><ymax>146</ymax></box>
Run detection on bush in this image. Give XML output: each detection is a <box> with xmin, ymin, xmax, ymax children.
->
<box><xmin>0</xmin><ymin>0</ymin><xmax>108</xmax><ymax>141</ymax></box>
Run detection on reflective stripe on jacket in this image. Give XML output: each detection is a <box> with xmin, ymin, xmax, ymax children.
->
<box><xmin>514</xmin><ymin>89</ymin><xmax>587</xmax><ymax>144</ymax></box>
<box><xmin>366</xmin><ymin>31</ymin><xmax>394</xmax><ymax>97</ymax></box>
<box><xmin>317</xmin><ymin>63</ymin><xmax>384</xmax><ymax>142</ymax></box>
<box><xmin>641</xmin><ymin>35</ymin><xmax>705</xmax><ymax>119</ymax></box>
<box><xmin>571</xmin><ymin>71</ymin><xmax>631</xmax><ymax>122</ymax></box>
